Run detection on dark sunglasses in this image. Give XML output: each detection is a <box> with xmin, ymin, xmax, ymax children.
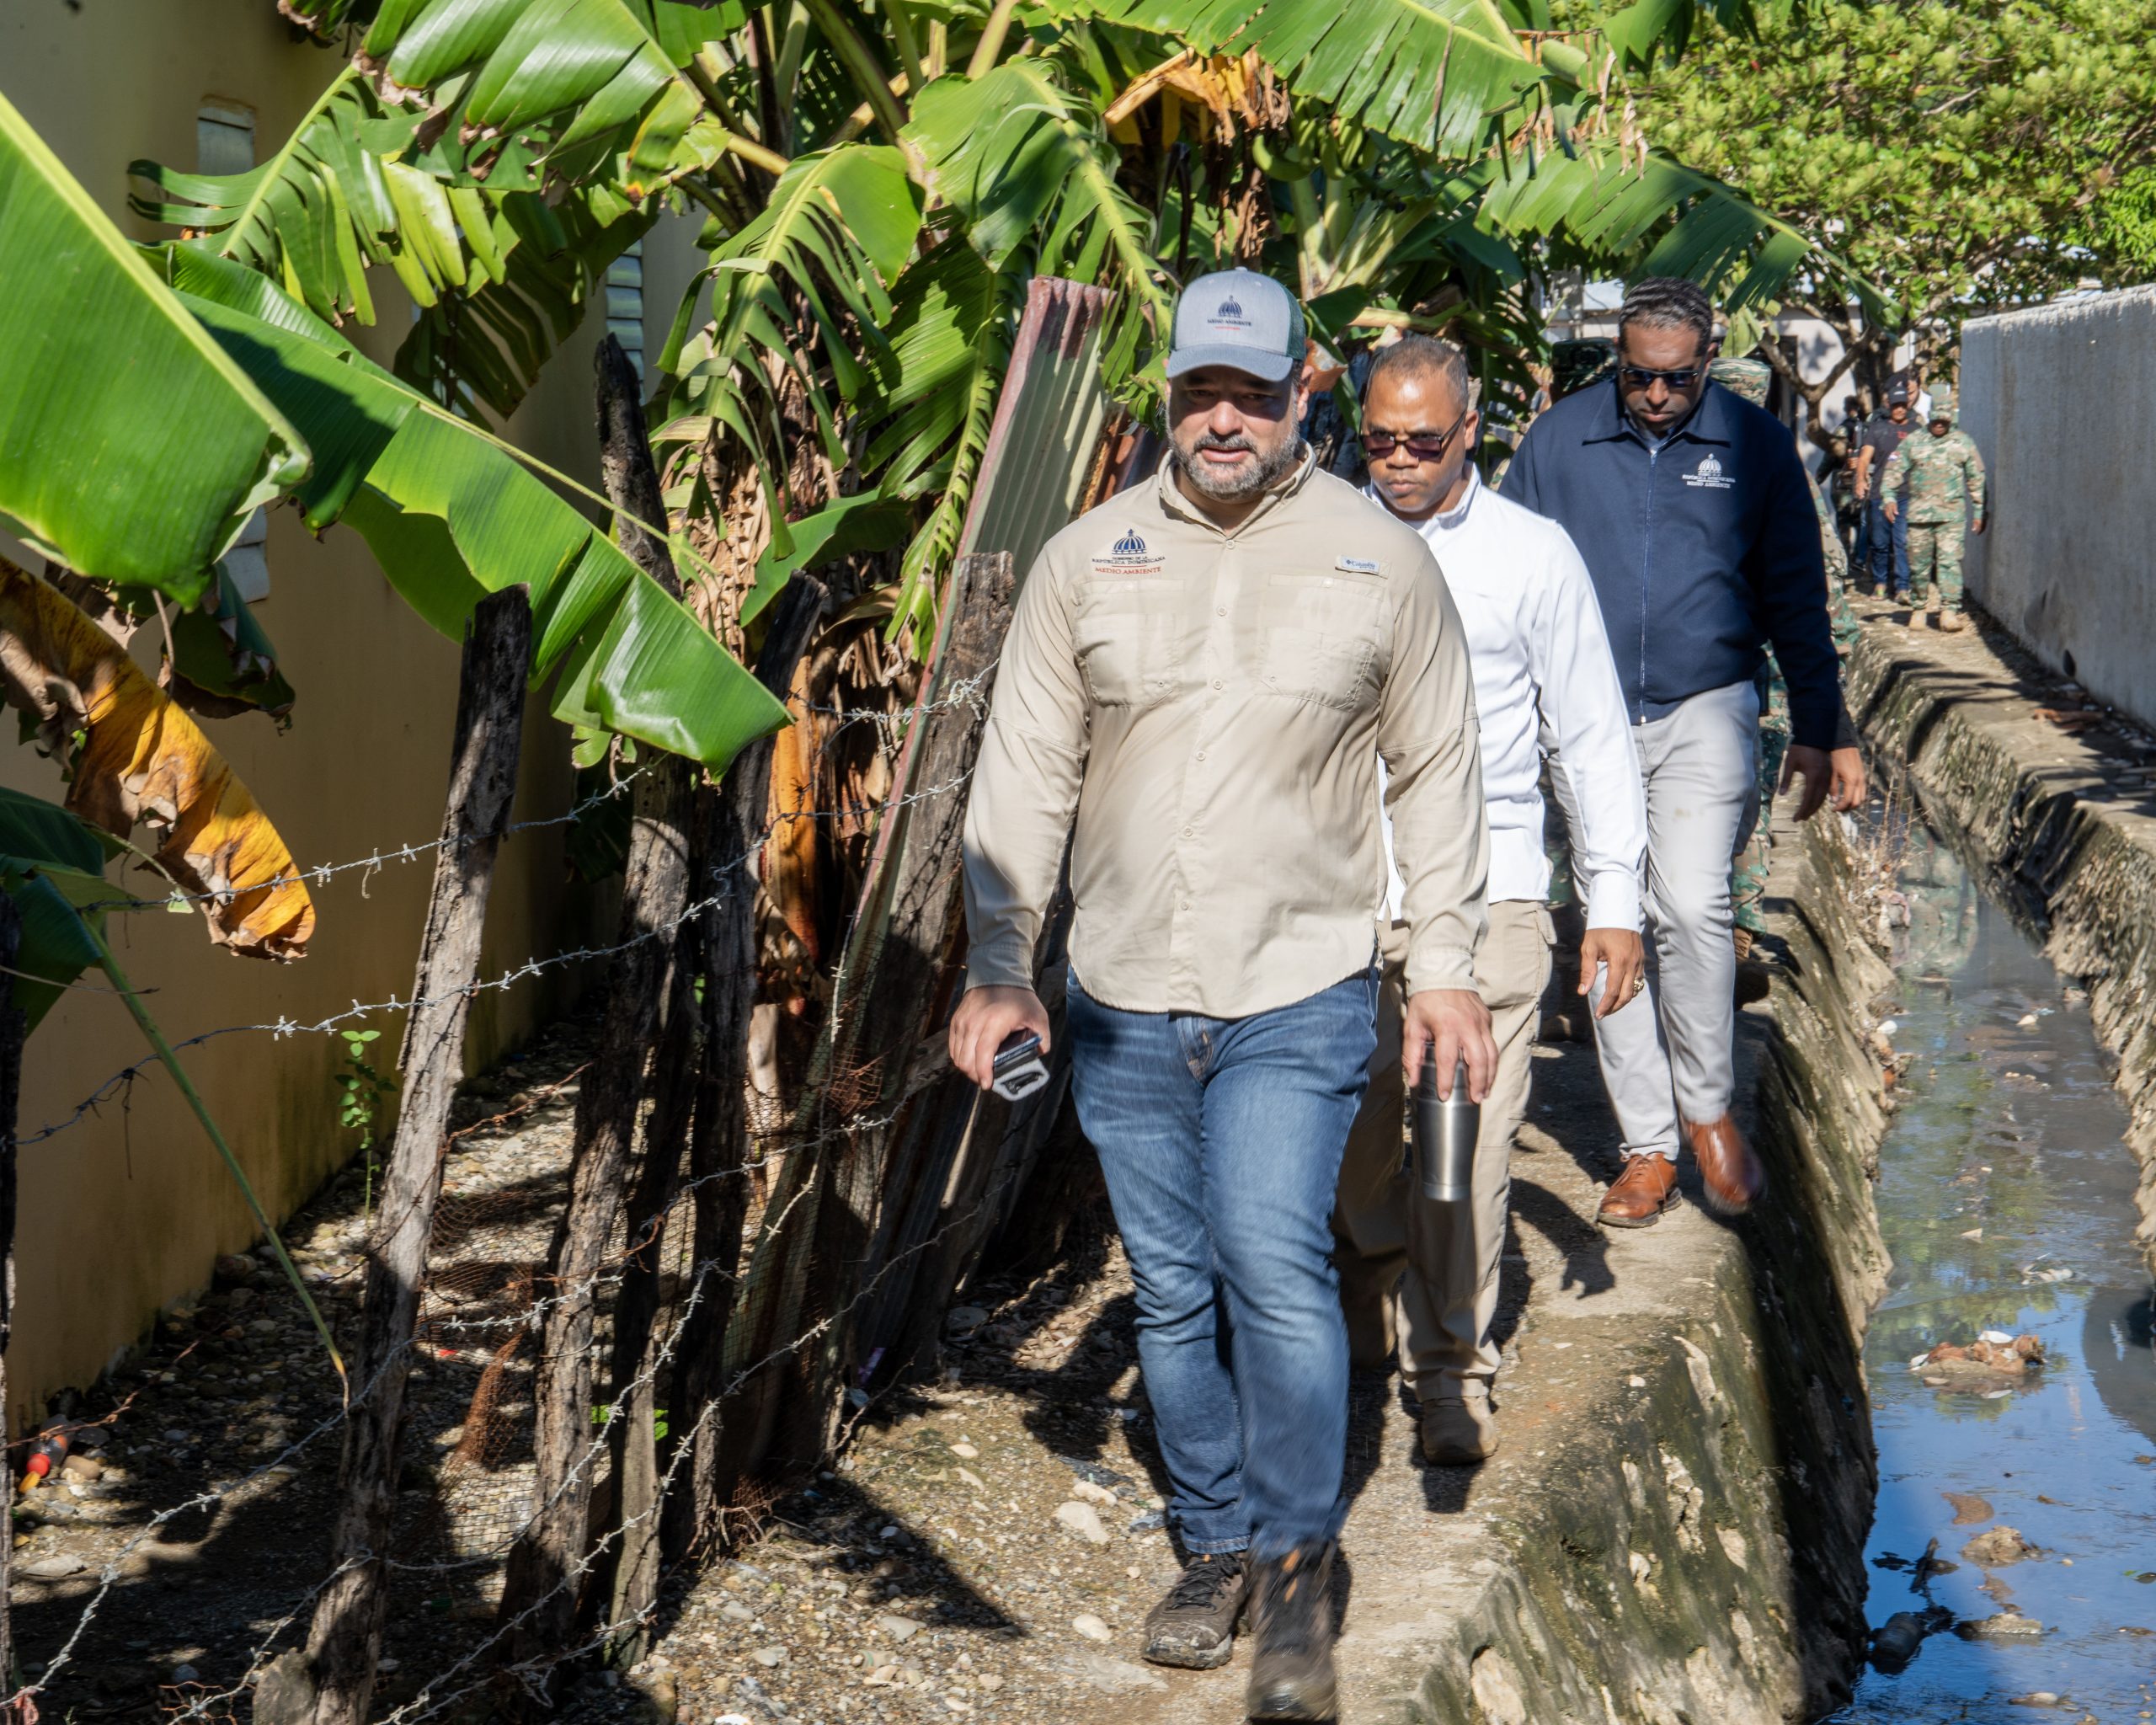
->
<box><xmin>1619</xmin><ymin>365</ymin><xmax>1703</xmax><ymax>390</ymax></box>
<box><xmin>1363</xmin><ymin>408</ymin><xmax>1470</xmax><ymax>462</ymax></box>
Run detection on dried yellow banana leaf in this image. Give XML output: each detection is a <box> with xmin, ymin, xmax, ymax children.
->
<box><xmin>0</xmin><ymin>555</ymin><xmax>312</xmax><ymax>958</ymax></box>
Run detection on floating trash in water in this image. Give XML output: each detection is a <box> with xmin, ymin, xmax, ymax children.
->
<box><xmin>1981</xmin><ymin>1329</ymin><xmax>2015</xmax><ymax>1344</ymax></box>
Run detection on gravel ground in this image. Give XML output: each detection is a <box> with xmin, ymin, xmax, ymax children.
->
<box><xmin>646</xmin><ymin>991</ymin><xmax>1644</xmax><ymax>1725</ymax></box>
<box><xmin>8</xmin><ymin>1012</ymin><xmax>612</xmax><ymax>1723</ymax></box>
<box><xmin>7</xmin><ymin>948</ymin><xmax>1662</xmax><ymax>1725</ymax></box>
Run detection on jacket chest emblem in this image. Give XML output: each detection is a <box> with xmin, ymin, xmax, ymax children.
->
<box><xmin>1682</xmin><ymin>452</ymin><xmax>1735</xmax><ymax>491</ymax></box>
<box><xmin>1092</xmin><ymin>527</ymin><xmax>1164</xmax><ymax>576</ymax></box>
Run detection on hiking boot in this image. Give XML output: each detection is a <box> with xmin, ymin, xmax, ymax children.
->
<box><xmin>1940</xmin><ymin>609</ymin><xmax>1966</xmax><ymax>633</ymax></box>
<box><xmin>1140</xmin><ymin>1551</ymin><xmax>1246</xmax><ymax>1669</ymax></box>
<box><xmin>1420</xmin><ymin>1396</ymin><xmax>1499</xmax><ymax>1465</ymax></box>
<box><xmin>1906</xmin><ymin>609</ymin><xmax>1930</xmax><ymax>630</ymax></box>
<box><xmin>1246</xmin><ymin>1545</ymin><xmax>1338</xmax><ymax>1721</ymax></box>
<box><xmin>1687</xmin><ymin>1113</ymin><xmax>1767</xmax><ymax>1215</ymax></box>
<box><xmin>1597</xmin><ymin>1154</ymin><xmax>1679</xmax><ymax>1228</ymax></box>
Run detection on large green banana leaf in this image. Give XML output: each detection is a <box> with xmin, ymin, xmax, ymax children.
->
<box><xmin>0</xmin><ymin>93</ymin><xmax>308</xmax><ymax>603</ymax></box>
<box><xmin>0</xmin><ymin>782</ymin><xmax>117</xmax><ymax>1032</ymax></box>
<box><xmin>1083</xmin><ymin>0</ymin><xmax>1549</xmax><ymax>154</ymax></box>
<box><xmin>901</xmin><ymin>64</ymin><xmax>1171</xmax><ymax>398</ymax></box>
<box><xmin>657</xmin><ymin>143</ymin><xmax>923</xmax><ymax>510</ymax></box>
<box><xmin>355</xmin><ymin>0</ymin><xmax>725</xmax><ymax>179</ymax></box>
<box><xmin>160</xmin><ymin>249</ymin><xmax>788</xmax><ymax>772</ymax></box>
<box><xmin>1480</xmin><ymin>141</ymin><xmax>1886</xmax><ymax>339</ymax></box>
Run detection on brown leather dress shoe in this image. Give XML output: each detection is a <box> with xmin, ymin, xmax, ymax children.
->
<box><xmin>1596</xmin><ymin>1154</ymin><xmax>1679</xmax><ymax>1228</ymax></box>
<box><xmin>1687</xmin><ymin>1113</ymin><xmax>1766</xmax><ymax>1214</ymax></box>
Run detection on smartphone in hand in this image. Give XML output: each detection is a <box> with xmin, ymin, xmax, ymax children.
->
<box><xmin>990</xmin><ymin>1031</ymin><xmax>1049</xmax><ymax>1102</ymax></box>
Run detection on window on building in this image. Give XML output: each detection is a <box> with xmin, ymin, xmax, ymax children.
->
<box><xmin>196</xmin><ymin>99</ymin><xmax>256</xmax><ymax>176</ymax></box>
<box><xmin>606</xmin><ymin>242</ymin><xmax>646</xmax><ymax>381</ymax></box>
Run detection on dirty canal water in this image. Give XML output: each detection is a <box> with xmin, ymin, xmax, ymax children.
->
<box><xmin>1827</xmin><ymin>820</ymin><xmax>2156</xmax><ymax>1722</ymax></box>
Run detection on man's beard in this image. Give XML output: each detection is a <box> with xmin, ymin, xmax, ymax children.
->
<box><xmin>1171</xmin><ymin>430</ymin><xmax>1304</xmax><ymax>502</ymax></box>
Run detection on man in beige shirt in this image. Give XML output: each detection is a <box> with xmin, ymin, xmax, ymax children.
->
<box><xmin>952</xmin><ymin>270</ymin><xmax>1492</xmax><ymax>1722</ymax></box>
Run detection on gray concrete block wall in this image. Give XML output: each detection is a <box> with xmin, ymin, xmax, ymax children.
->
<box><xmin>1959</xmin><ymin>286</ymin><xmax>2156</xmax><ymax>727</ymax></box>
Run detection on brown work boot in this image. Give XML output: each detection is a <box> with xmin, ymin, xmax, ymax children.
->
<box><xmin>1906</xmin><ymin>608</ymin><xmax>1930</xmax><ymax>630</ymax></box>
<box><xmin>1687</xmin><ymin>1113</ymin><xmax>1767</xmax><ymax>1215</ymax></box>
<box><xmin>1141</xmin><ymin>1551</ymin><xmax>1247</xmax><ymax>1669</ymax></box>
<box><xmin>1596</xmin><ymin>1154</ymin><xmax>1680</xmax><ymax>1229</ymax></box>
<box><xmin>1421</xmin><ymin>1395</ymin><xmax>1499</xmax><ymax>1465</ymax></box>
<box><xmin>1940</xmin><ymin>609</ymin><xmax>1966</xmax><ymax>633</ymax></box>
<box><xmin>1246</xmin><ymin>1545</ymin><xmax>1337</xmax><ymax>1721</ymax></box>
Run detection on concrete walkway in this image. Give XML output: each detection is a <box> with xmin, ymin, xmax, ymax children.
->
<box><xmin>656</xmin><ymin>796</ymin><xmax>1891</xmax><ymax>1725</ymax></box>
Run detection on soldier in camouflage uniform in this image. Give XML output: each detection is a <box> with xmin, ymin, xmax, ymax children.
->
<box><xmin>1883</xmin><ymin>382</ymin><xmax>1987</xmax><ymax>632</ymax></box>
<box><xmin>1706</xmin><ymin>358</ymin><xmax>1860</xmax><ymax>937</ymax></box>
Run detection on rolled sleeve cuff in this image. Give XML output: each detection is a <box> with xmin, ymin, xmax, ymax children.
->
<box><xmin>1582</xmin><ymin>871</ymin><xmax>1642</xmax><ymax>933</ymax></box>
<box><xmin>1404</xmin><ymin>943</ymin><xmax>1478</xmax><ymax>997</ymax></box>
<box><xmin>964</xmin><ymin>939</ymin><xmax>1038</xmax><ymax>995</ymax></box>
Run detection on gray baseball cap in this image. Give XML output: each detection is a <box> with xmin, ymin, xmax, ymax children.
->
<box><xmin>1165</xmin><ymin>269</ymin><xmax>1305</xmax><ymax>384</ymax></box>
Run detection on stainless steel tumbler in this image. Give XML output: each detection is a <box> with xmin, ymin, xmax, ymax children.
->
<box><xmin>1410</xmin><ymin>1049</ymin><xmax>1480</xmax><ymax>1204</ymax></box>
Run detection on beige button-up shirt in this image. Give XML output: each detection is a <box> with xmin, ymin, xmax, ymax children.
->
<box><xmin>961</xmin><ymin>451</ymin><xmax>1488</xmax><ymax>1017</ymax></box>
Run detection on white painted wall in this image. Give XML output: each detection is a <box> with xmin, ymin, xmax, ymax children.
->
<box><xmin>1959</xmin><ymin>286</ymin><xmax>2156</xmax><ymax>727</ymax></box>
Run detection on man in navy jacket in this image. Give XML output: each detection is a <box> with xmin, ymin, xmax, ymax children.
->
<box><xmin>1503</xmin><ymin>278</ymin><xmax>1865</xmax><ymax>1225</ymax></box>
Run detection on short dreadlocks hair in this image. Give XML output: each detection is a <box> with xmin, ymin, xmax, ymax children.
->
<box><xmin>1618</xmin><ymin>277</ymin><xmax>1715</xmax><ymax>357</ymax></box>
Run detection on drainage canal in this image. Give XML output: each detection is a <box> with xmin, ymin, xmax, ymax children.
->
<box><xmin>1826</xmin><ymin>817</ymin><xmax>2156</xmax><ymax>1721</ymax></box>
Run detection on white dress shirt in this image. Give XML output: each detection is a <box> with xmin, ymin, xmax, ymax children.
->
<box><xmin>1373</xmin><ymin>470</ymin><xmax>1646</xmax><ymax>930</ymax></box>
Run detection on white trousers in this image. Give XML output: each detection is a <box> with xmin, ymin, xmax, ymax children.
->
<box><xmin>1548</xmin><ymin>679</ymin><xmax>1760</xmax><ymax>1156</ymax></box>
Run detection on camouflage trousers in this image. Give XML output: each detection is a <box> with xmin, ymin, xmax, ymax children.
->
<box><xmin>1731</xmin><ymin>665</ymin><xmax>1790</xmax><ymax>936</ymax></box>
<box><xmin>1906</xmin><ymin>522</ymin><xmax>1965</xmax><ymax>612</ymax></box>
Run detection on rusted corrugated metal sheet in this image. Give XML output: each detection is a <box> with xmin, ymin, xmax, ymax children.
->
<box><xmin>957</xmin><ymin>276</ymin><xmax>1118</xmax><ymax>583</ymax></box>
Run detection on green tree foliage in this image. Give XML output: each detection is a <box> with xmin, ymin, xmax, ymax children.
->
<box><xmin>1639</xmin><ymin>0</ymin><xmax>2156</xmax><ymax>409</ymax></box>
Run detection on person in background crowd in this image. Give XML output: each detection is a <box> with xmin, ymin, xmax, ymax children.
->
<box><xmin>1548</xmin><ymin>337</ymin><xmax>1618</xmax><ymax>403</ymax></box>
<box><xmin>1332</xmin><ymin>335</ymin><xmax>1648</xmax><ymax>1465</ymax></box>
<box><xmin>1854</xmin><ymin>383</ymin><xmax>1915</xmax><ymax>599</ymax></box>
<box><xmin>1884</xmin><ymin>382</ymin><xmax>1988</xmax><ymax>633</ymax></box>
<box><xmin>1502</xmin><ymin>279</ymin><xmax>1865</xmax><ymax>1229</ymax></box>
<box><xmin>952</xmin><ymin>268</ymin><xmax>1495</xmax><ymax>1720</ymax></box>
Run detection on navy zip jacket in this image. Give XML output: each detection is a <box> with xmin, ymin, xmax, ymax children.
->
<box><xmin>1501</xmin><ymin>377</ymin><xmax>1840</xmax><ymax>750</ymax></box>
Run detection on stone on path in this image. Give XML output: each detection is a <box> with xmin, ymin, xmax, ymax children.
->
<box><xmin>1054</xmin><ymin>1500</ymin><xmax>1110</xmax><ymax>1546</ymax></box>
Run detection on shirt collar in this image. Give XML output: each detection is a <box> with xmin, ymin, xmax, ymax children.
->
<box><xmin>1360</xmin><ymin>467</ymin><xmax>1479</xmax><ymax>533</ymax></box>
<box><xmin>1579</xmin><ymin>373</ymin><xmax>1733</xmax><ymax>448</ymax></box>
<box><xmin>1155</xmin><ymin>446</ymin><xmax>1318</xmax><ymax>533</ymax></box>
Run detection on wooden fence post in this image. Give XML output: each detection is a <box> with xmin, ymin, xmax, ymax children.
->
<box><xmin>277</xmin><ymin>585</ymin><xmax>531</xmax><ymax>1725</ymax></box>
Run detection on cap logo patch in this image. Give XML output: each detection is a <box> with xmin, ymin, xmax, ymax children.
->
<box><xmin>1208</xmin><ymin>296</ymin><xmax>1251</xmax><ymax>331</ymax></box>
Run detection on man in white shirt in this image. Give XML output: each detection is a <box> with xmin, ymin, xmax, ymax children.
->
<box><xmin>1332</xmin><ymin>336</ymin><xmax>1651</xmax><ymax>1464</ymax></box>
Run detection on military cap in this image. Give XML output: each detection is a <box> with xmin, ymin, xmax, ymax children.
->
<box><xmin>1707</xmin><ymin>356</ymin><xmax>1772</xmax><ymax>407</ymax></box>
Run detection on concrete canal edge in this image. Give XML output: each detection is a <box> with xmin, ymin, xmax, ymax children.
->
<box><xmin>1405</xmin><ymin>817</ymin><xmax>1890</xmax><ymax>1725</ymax></box>
<box><xmin>1847</xmin><ymin>610</ymin><xmax>2156</xmax><ymax>1277</ymax></box>
<box><xmin>1207</xmin><ymin>808</ymin><xmax>1891</xmax><ymax>1725</ymax></box>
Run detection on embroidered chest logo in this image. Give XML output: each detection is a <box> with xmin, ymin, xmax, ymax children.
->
<box><xmin>1092</xmin><ymin>527</ymin><xmax>1164</xmax><ymax>577</ymax></box>
<box><xmin>1684</xmin><ymin>452</ymin><xmax>1735</xmax><ymax>490</ymax></box>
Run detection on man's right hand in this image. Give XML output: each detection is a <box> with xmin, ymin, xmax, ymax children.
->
<box><xmin>951</xmin><ymin>985</ymin><xmax>1051</xmax><ymax>1090</ymax></box>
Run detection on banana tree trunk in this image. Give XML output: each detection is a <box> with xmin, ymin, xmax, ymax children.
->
<box><xmin>499</xmin><ymin>338</ymin><xmax>693</xmax><ymax>1689</ymax></box>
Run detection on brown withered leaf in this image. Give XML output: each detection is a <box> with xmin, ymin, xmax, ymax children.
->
<box><xmin>0</xmin><ymin>556</ymin><xmax>312</xmax><ymax>959</ymax></box>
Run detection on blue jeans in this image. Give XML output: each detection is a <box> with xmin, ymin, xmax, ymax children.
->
<box><xmin>1066</xmin><ymin>967</ymin><xmax>1378</xmax><ymax>1558</ymax></box>
<box><xmin>1865</xmin><ymin>495</ymin><xmax>1909</xmax><ymax>595</ymax></box>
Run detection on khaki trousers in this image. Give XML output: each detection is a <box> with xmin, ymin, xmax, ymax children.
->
<box><xmin>1331</xmin><ymin>901</ymin><xmax>1553</xmax><ymax>1401</ymax></box>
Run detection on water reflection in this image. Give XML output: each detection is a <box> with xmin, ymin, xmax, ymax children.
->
<box><xmin>1827</xmin><ymin>820</ymin><xmax>2156</xmax><ymax>1722</ymax></box>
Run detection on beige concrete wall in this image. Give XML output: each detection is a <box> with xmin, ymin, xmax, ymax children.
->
<box><xmin>1958</xmin><ymin>287</ymin><xmax>2156</xmax><ymax>729</ymax></box>
<box><xmin>0</xmin><ymin>1</ymin><xmax>705</xmax><ymax>1425</ymax></box>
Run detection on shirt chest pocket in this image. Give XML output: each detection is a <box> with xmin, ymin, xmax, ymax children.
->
<box><xmin>1075</xmin><ymin>576</ymin><xmax>1182</xmax><ymax>708</ymax></box>
<box><xmin>1253</xmin><ymin>568</ymin><xmax>1385</xmax><ymax>710</ymax></box>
